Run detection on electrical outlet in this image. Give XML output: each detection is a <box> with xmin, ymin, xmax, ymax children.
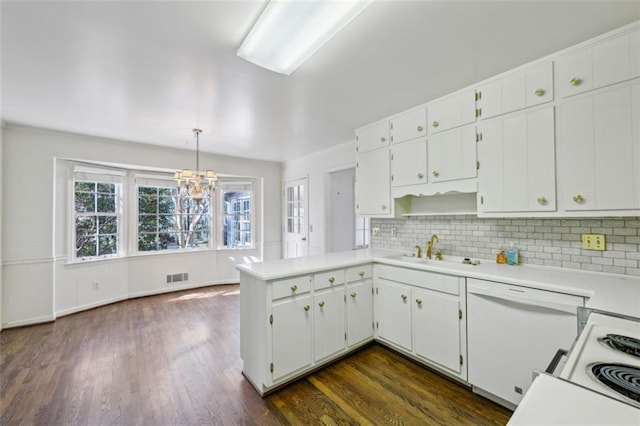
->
<box><xmin>93</xmin><ymin>281</ymin><xmax>99</xmax><ymax>291</ymax></box>
<box><xmin>581</xmin><ymin>233</ymin><xmax>606</xmax><ymax>251</ymax></box>
<box><xmin>372</xmin><ymin>227</ymin><xmax>381</xmax><ymax>236</ymax></box>
<box><xmin>391</xmin><ymin>227</ymin><xmax>397</xmax><ymax>236</ymax></box>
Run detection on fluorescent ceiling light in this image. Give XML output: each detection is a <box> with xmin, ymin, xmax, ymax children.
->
<box><xmin>238</xmin><ymin>0</ymin><xmax>373</xmax><ymax>75</ymax></box>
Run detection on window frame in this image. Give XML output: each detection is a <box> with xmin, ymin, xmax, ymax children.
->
<box><xmin>218</xmin><ymin>180</ymin><xmax>255</xmax><ymax>250</ymax></box>
<box><xmin>70</xmin><ymin>165</ymin><xmax>125</xmax><ymax>263</ymax></box>
<box><xmin>134</xmin><ymin>174</ymin><xmax>213</xmax><ymax>254</ymax></box>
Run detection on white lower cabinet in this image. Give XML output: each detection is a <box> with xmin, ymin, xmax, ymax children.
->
<box><xmin>272</xmin><ymin>293</ymin><xmax>313</xmax><ymax>381</ymax></box>
<box><xmin>412</xmin><ymin>287</ymin><xmax>465</xmax><ymax>377</ymax></box>
<box><xmin>314</xmin><ymin>286</ymin><xmax>346</xmax><ymax>362</ymax></box>
<box><xmin>375</xmin><ymin>265</ymin><xmax>467</xmax><ymax>380</ymax></box>
<box><xmin>346</xmin><ymin>266</ymin><xmax>374</xmax><ymax>346</ymax></box>
<box><xmin>376</xmin><ymin>279</ymin><xmax>412</xmax><ymax>351</ymax></box>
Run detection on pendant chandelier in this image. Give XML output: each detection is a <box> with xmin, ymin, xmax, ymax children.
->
<box><xmin>174</xmin><ymin>128</ymin><xmax>217</xmax><ymax>201</ymax></box>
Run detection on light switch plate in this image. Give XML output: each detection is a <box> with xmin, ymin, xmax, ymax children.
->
<box><xmin>581</xmin><ymin>233</ymin><xmax>606</xmax><ymax>251</ymax></box>
<box><xmin>391</xmin><ymin>227</ymin><xmax>397</xmax><ymax>236</ymax></box>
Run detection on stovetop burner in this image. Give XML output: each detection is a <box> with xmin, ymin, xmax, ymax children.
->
<box><xmin>599</xmin><ymin>334</ymin><xmax>640</xmax><ymax>358</ymax></box>
<box><xmin>588</xmin><ymin>363</ymin><xmax>640</xmax><ymax>408</ymax></box>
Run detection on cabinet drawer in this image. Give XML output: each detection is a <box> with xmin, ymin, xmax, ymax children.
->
<box><xmin>346</xmin><ymin>264</ymin><xmax>373</xmax><ymax>282</ymax></box>
<box><xmin>272</xmin><ymin>275</ymin><xmax>311</xmax><ymax>300</ymax></box>
<box><xmin>356</xmin><ymin>121</ymin><xmax>390</xmax><ymax>153</ymax></box>
<box><xmin>376</xmin><ymin>265</ymin><xmax>461</xmax><ymax>295</ymax></box>
<box><xmin>314</xmin><ymin>270</ymin><xmax>345</xmax><ymax>291</ymax></box>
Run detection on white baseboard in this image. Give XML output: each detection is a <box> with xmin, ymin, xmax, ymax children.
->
<box><xmin>2</xmin><ymin>314</ymin><xmax>56</xmax><ymax>329</ymax></box>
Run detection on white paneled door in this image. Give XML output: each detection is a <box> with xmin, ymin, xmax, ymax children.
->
<box><xmin>283</xmin><ymin>177</ymin><xmax>309</xmax><ymax>259</ymax></box>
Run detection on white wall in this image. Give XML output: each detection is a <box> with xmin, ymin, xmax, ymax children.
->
<box><xmin>283</xmin><ymin>140</ymin><xmax>356</xmax><ymax>255</ymax></box>
<box><xmin>1</xmin><ymin>124</ymin><xmax>282</xmax><ymax>328</ymax></box>
<box><xmin>0</xmin><ymin>121</ymin><xmax>3</xmax><ymax>331</ymax></box>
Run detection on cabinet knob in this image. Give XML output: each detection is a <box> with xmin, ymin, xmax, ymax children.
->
<box><xmin>537</xmin><ymin>196</ymin><xmax>547</xmax><ymax>205</ymax></box>
<box><xmin>318</xmin><ymin>301</ymin><xmax>325</xmax><ymax>308</ymax></box>
<box><xmin>417</xmin><ymin>173</ymin><xmax>424</xmax><ymax>179</ymax></box>
<box><xmin>401</xmin><ymin>294</ymin><xmax>407</xmax><ymax>301</ymax></box>
<box><xmin>290</xmin><ymin>285</ymin><xmax>298</xmax><ymax>292</ymax></box>
<box><xmin>304</xmin><ymin>305</ymin><xmax>310</xmax><ymax>311</ymax></box>
<box><xmin>381</xmin><ymin>205</ymin><xmax>387</xmax><ymax>210</ymax></box>
<box><xmin>573</xmin><ymin>194</ymin><xmax>584</xmax><ymax>203</ymax></box>
<box><xmin>432</xmin><ymin>121</ymin><xmax>439</xmax><ymax>128</ymax></box>
<box><xmin>570</xmin><ymin>77</ymin><xmax>582</xmax><ymax>86</ymax></box>
<box><xmin>432</xmin><ymin>171</ymin><xmax>440</xmax><ymax>177</ymax></box>
<box><xmin>351</xmin><ymin>292</ymin><xmax>357</xmax><ymax>298</ymax></box>
<box><xmin>416</xmin><ymin>299</ymin><xmax>422</xmax><ymax>305</ymax></box>
<box><xmin>358</xmin><ymin>271</ymin><xmax>365</xmax><ymax>278</ymax></box>
<box><xmin>534</xmin><ymin>88</ymin><xmax>546</xmax><ymax>97</ymax></box>
<box><xmin>328</xmin><ymin>277</ymin><xmax>335</xmax><ymax>284</ymax></box>
<box><xmin>380</xmin><ymin>137</ymin><xmax>386</xmax><ymax>142</ymax></box>
<box><xmin>417</xmin><ymin>125</ymin><xmax>424</xmax><ymax>132</ymax></box>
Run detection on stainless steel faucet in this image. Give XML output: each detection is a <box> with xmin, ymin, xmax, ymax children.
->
<box><xmin>426</xmin><ymin>234</ymin><xmax>439</xmax><ymax>259</ymax></box>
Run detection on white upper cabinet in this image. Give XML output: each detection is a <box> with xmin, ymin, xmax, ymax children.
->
<box><xmin>428</xmin><ymin>125</ymin><xmax>477</xmax><ymax>184</ymax></box>
<box><xmin>559</xmin><ymin>81</ymin><xmax>640</xmax><ymax>212</ymax></box>
<box><xmin>356</xmin><ymin>120</ymin><xmax>390</xmax><ymax>153</ymax></box>
<box><xmin>391</xmin><ymin>138</ymin><xmax>427</xmax><ymax>187</ymax></box>
<box><xmin>556</xmin><ymin>28</ymin><xmax>640</xmax><ymax>99</ymax></box>
<box><xmin>390</xmin><ymin>106</ymin><xmax>427</xmax><ymax>144</ymax></box>
<box><xmin>477</xmin><ymin>106</ymin><xmax>556</xmax><ymax>214</ymax></box>
<box><xmin>356</xmin><ymin>148</ymin><xmax>392</xmax><ymax>216</ymax></box>
<box><xmin>428</xmin><ymin>89</ymin><xmax>477</xmax><ymax>134</ymax></box>
<box><xmin>478</xmin><ymin>62</ymin><xmax>554</xmax><ymax>119</ymax></box>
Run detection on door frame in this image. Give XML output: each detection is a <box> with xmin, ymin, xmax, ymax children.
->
<box><xmin>282</xmin><ymin>175</ymin><xmax>309</xmax><ymax>259</ymax></box>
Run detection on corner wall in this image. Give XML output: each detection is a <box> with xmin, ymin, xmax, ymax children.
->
<box><xmin>283</xmin><ymin>140</ymin><xmax>356</xmax><ymax>256</ymax></box>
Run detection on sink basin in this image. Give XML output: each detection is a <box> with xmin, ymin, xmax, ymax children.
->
<box><xmin>386</xmin><ymin>254</ymin><xmax>434</xmax><ymax>264</ymax></box>
<box><xmin>385</xmin><ymin>253</ymin><xmax>479</xmax><ymax>266</ymax></box>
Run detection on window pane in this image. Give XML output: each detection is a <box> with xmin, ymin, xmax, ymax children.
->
<box><xmin>138</xmin><ymin>186</ymin><xmax>156</xmax><ymax>196</ymax></box>
<box><xmin>76</xmin><ymin>216</ymin><xmax>96</xmax><ymax>236</ymax></box>
<box><xmin>98</xmin><ymin>235</ymin><xmax>117</xmax><ymax>255</ymax></box>
<box><xmin>158</xmin><ymin>232</ymin><xmax>179</xmax><ymax>250</ymax></box>
<box><xmin>138</xmin><ymin>195</ymin><xmax>157</xmax><ymax>214</ymax></box>
<box><xmin>158</xmin><ymin>196</ymin><xmax>175</xmax><ymax>214</ymax></box>
<box><xmin>158</xmin><ymin>215</ymin><xmax>175</xmax><ymax>232</ymax></box>
<box><xmin>75</xmin><ymin>191</ymin><xmax>95</xmax><ymax>213</ymax></box>
<box><xmin>139</xmin><ymin>215</ymin><xmax>157</xmax><ymax>232</ymax></box>
<box><xmin>158</xmin><ymin>187</ymin><xmax>175</xmax><ymax>197</ymax></box>
<box><xmin>98</xmin><ymin>216</ymin><xmax>118</xmax><ymax>234</ymax></box>
<box><xmin>97</xmin><ymin>194</ymin><xmax>115</xmax><ymax>213</ymax></box>
<box><xmin>138</xmin><ymin>234</ymin><xmax>157</xmax><ymax>252</ymax></box>
<box><xmin>97</xmin><ymin>183</ymin><xmax>115</xmax><ymax>194</ymax></box>
<box><xmin>75</xmin><ymin>181</ymin><xmax>94</xmax><ymax>192</ymax></box>
<box><xmin>76</xmin><ymin>236</ymin><xmax>97</xmax><ymax>257</ymax></box>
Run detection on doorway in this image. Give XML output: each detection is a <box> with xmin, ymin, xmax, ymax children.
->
<box><xmin>283</xmin><ymin>177</ymin><xmax>309</xmax><ymax>259</ymax></box>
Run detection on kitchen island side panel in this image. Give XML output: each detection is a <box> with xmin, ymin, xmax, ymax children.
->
<box><xmin>240</xmin><ymin>272</ymin><xmax>269</xmax><ymax>394</ymax></box>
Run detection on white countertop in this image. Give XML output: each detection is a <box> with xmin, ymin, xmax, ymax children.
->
<box><xmin>237</xmin><ymin>248</ymin><xmax>640</xmax><ymax>319</ymax></box>
<box><xmin>508</xmin><ymin>374</ymin><xmax>640</xmax><ymax>425</ymax></box>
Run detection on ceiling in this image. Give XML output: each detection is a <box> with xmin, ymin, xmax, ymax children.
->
<box><xmin>2</xmin><ymin>1</ymin><xmax>639</xmax><ymax>162</ymax></box>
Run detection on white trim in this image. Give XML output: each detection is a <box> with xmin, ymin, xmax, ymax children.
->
<box><xmin>2</xmin><ymin>257</ymin><xmax>55</xmax><ymax>266</ymax></box>
<box><xmin>2</xmin><ymin>314</ymin><xmax>56</xmax><ymax>329</ymax></box>
<box><xmin>126</xmin><ymin>280</ymin><xmax>238</xmax><ymax>300</ymax></box>
<box><xmin>55</xmin><ymin>296</ymin><xmax>128</xmax><ymax>318</ymax></box>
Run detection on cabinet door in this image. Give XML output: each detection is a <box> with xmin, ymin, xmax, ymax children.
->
<box><xmin>356</xmin><ymin>148</ymin><xmax>392</xmax><ymax>216</ymax></box>
<box><xmin>556</xmin><ymin>48</ymin><xmax>593</xmax><ymax>98</ymax></box>
<box><xmin>412</xmin><ymin>287</ymin><xmax>463</xmax><ymax>376</ymax></box>
<box><xmin>429</xmin><ymin>89</ymin><xmax>476</xmax><ymax>134</ymax></box>
<box><xmin>593</xmin><ymin>32</ymin><xmax>631</xmax><ymax>89</ymax></box>
<box><xmin>356</xmin><ymin>121</ymin><xmax>390</xmax><ymax>153</ymax></box>
<box><xmin>314</xmin><ymin>287</ymin><xmax>346</xmax><ymax>362</ymax></box>
<box><xmin>376</xmin><ymin>279</ymin><xmax>411</xmax><ymax>351</ymax></box>
<box><xmin>428</xmin><ymin>125</ymin><xmax>476</xmax><ymax>183</ymax></box>
<box><xmin>479</xmin><ymin>62</ymin><xmax>553</xmax><ymax>118</ymax></box>
<box><xmin>347</xmin><ymin>280</ymin><xmax>373</xmax><ymax>346</ymax></box>
<box><xmin>478</xmin><ymin>107</ymin><xmax>556</xmax><ymax>213</ymax></box>
<box><xmin>391</xmin><ymin>138</ymin><xmax>427</xmax><ymax>187</ymax></box>
<box><xmin>561</xmin><ymin>82</ymin><xmax>639</xmax><ymax>211</ymax></box>
<box><xmin>391</xmin><ymin>107</ymin><xmax>427</xmax><ymax>144</ymax></box>
<box><xmin>272</xmin><ymin>295</ymin><xmax>312</xmax><ymax>381</ymax></box>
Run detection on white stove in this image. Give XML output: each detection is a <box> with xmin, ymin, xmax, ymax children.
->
<box><xmin>560</xmin><ymin>312</ymin><xmax>640</xmax><ymax>408</ymax></box>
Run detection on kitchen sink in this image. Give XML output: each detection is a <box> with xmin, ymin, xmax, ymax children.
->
<box><xmin>385</xmin><ymin>253</ymin><xmax>480</xmax><ymax>266</ymax></box>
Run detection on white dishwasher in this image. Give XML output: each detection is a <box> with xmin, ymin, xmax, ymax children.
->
<box><xmin>467</xmin><ymin>278</ymin><xmax>584</xmax><ymax>408</ymax></box>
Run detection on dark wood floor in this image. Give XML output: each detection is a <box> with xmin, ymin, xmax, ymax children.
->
<box><xmin>1</xmin><ymin>284</ymin><xmax>512</xmax><ymax>425</ymax></box>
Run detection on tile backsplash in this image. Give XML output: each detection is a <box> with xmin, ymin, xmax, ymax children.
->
<box><xmin>371</xmin><ymin>216</ymin><xmax>640</xmax><ymax>276</ymax></box>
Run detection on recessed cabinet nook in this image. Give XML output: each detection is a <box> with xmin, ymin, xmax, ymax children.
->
<box><xmin>355</xmin><ymin>21</ymin><xmax>640</xmax><ymax>218</ymax></box>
